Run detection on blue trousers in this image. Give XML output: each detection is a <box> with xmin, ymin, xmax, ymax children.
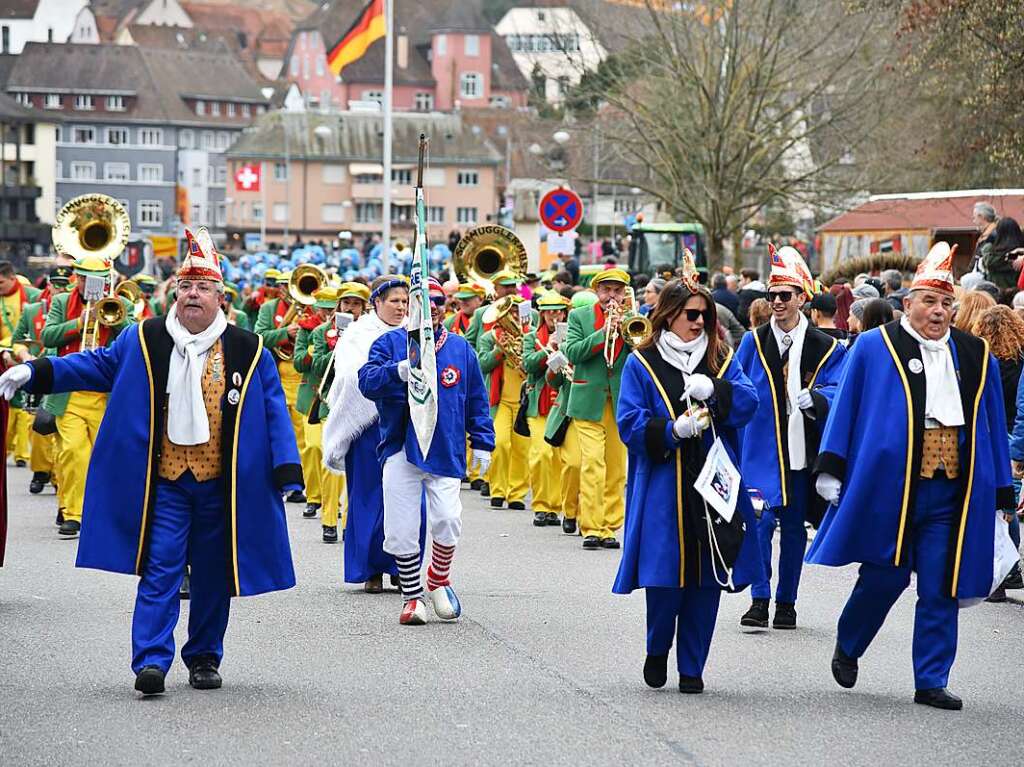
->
<box><xmin>836</xmin><ymin>477</ymin><xmax>959</xmax><ymax>691</ymax></box>
<box><xmin>131</xmin><ymin>473</ymin><xmax>231</xmax><ymax>674</ymax></box>
<box><xmin>645</xmin><ymin>556</ymin><xmax>723</xmax><ymax>678</ymax></box>
<box><xmin>751</xmin><ymin>469</ymin><xmax>809</xmax><ymax>602</ymax></box>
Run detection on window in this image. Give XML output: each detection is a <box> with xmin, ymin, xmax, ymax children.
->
<box><xmin>192</xmin><ymin>168</ymin><xmax>202</xmax><ymax>186</ymax></box>
<box><xmin>216</xmin><ymin>166</ymin><xmax>227</xmax><ymax>184</ymax></box>
<box><xmin>44</xmin><ymin>93</ymin><xmax>61</xmax><ymax>109</ymax></box>
<box><xmin>215</xmin><ymin>202</ymin><xmax>226</xmax><ymax>226</ymax></box>
<box><xmin>105</xmin><ymin>127</ymin><xmax>128</xmax><ymax>145</ymax></box>
<box><xmin>456</xmin><ymin>207</ymin><xmax>478</xmax><ymax>225</ymax></box>
<box><xmin>216</xmin><ymin>132</ymin><xmax>230</xmax><ymax>150</ymax></box>
<box><xmin>14</xmin><ymin>93</ymin><xmax>30</xmax><ymax>106</ymax></box>
<box><xmin>273</xmin><ymin>203</ymin><xmax>289</xmax><ymax>222</ymax></box>
<box><xmin>242</xmin><ymin>103</ymin><xmax>251</xmax><ymax>118</ymax></box>
<box><xmin>70</xmin><ymin>161</ymin><xmax>96</xmax><ymax>181</ymax></box>
<box><xmin>321</xmin><ymin>203</ymin><xmax>345</xmax><ymax>224</ymax></box>
<box><xmin>414</xmin><ymin>92</ymin><xmax>433</xmax><ymax>111</ymax></box>
<box><xmin>465</xmin><ymin>35</ymin><xmax>479</xmax><ymax>57</ymax></box>
<box><xmin>227</xmin><ymin>102</ymin><xmax>236</xmax><ymax>117</ymax></box>
<box><xmin>362</xmin><ymin>90</ymin><xmax>383</xmax><ymax>105</ymax></box>
<box><xmin>435</xmin><ymin>34</ymin><xmax>446</xmax><ymax>56</ymax></box>
<box><xmin>457</xmin><ymin>170</ymin><xmax>479</xmax><ymax>187</ymax></box>
<box><xmin>72</xmin><ymin>126</ymin><xmax>95</xmax><ymax>144</ymax></box>
<box><xmin>321</xmin><ymin>90</ymin><xmax>331</xmax><ymax>110</ymax></box>
<box><xmin>355</xmin><ymin>202</ymin><xmax>382</xmax><ymax>223</ymax></box>
<box><xmin>196</xmin><ymin>100</ymin><xmax>205</xmax><ymax>116</ymax></box>
<box><xmin>211</xmin><ymin>101</ymin><xmax>220</xmax><ymax>117</ymax></box>
<box><xmin>138</xmin><ymin>201</ymin><xmax>162</xmax><ymax>227</ymax></box>
<box><xmin>138</xmin><ymin>128</ymin><xmax>163</xmax><ymax>146</ymax></box>
<box><xmin>290</xmin><ymin>55</ymin><xmax>299</xmax><ymax>76</ymax></box>
<box><xmin>315</xmin><ymin>56</ymin><xmax>324</xmax><ymax>76</ymax></box>
<box><xmin>489</xmin><ymin>95</ymin><xmax>510</xmax><ymax>108</ymax></box>
<box><xmin>138</xmin><ymin>164</ymin><xmax>164</xmax><ymax>183</ymax></box>
<box><xmin>252</xmin><ymin>202</ymin><xmax>263</xmax><ymax>221</ymax></box>
<box><xmin>354</xmin><ymin>172</ymin><xmax>383</xmax><ymax>184</ymax></box>
<box><xmin>302</xmin><ymin>57</ymin><xmax>309</xmax><ymax>79</ymax></box>
<box><xmin>106</xmin><ymin>95</ymin><xmax>125</xmax><ymax>111</ymax></box>
<box><xmin>322</xmin><ymin>164</ymin><xmax>345</xmax><ymax>184</ymax></box>
<box><xmin>104</xmin><ymin>162</ymin><xmax>129</xmax><ymax>181</ymax></box>
<box><xmin>427</xmin><ymin>206</ymin><xmax>444</xmax><ymax>224</ymax></box>
<box><xmin>460</xmin><ymin>73</ymin><xmax>482</xmax><ymax>99</ymax></box>
<box><xmin>55</xmin><ymin>161</ymin><xmax>62</xmax><ymax>179</ymax></box>
<box><xmin>179</xmin><ymin>129</ymin><xmax>194</xmax><ymax>149</ymax></box>
<box><xmin>391</xmin><ymin>205</ymin><xmax>414</xmax><ymax>223</ymax></box>
<box><xmin>1</xmin><ymin>26</ymin><xmax>9</xmax><ymax>55</ymax></box>
<box><xmin>191</xmin><ymin>204</ymin><xmax>201</xmax><ymax>224</ymax></box>
<box><xmin>274</xmin><ymin>162</ymin><xmax>288</xmax><ymax>181</ymax></box>
<box><xmin>207</xmin><ymin>166</ymin><xmax>216</xmax><ymax>185</ymax></box>
<box><xmin>391</xmin><ymin>168</ymin><xmax>412</xmax><ymax>185</ymax></box>
<box><xmin>201</xmin><ymin>131</ymin><xmax>215</xmax><ymax>149</ymax></box>
<box><xmin>74</xmin><ymin>95</ymin><xmax>94</xmax><ymax>110</ymax></box>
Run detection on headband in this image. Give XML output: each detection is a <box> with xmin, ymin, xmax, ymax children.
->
<box><xmin>370</xmin><ymin>278</ymin><xmax>408</xmax><ymax>304</ymax></box>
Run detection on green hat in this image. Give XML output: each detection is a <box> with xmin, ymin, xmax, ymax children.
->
<box><xmin>313</xmin><ymin>285</ymin><xmax>342</xmax><ymax>309</ymax></box>
<box><xmin>73</xmin><ymin>255</ymin><xmax>111</xmax><ymax>278</ymax></box>
<box><xmin>571</xmin><ymin>290</ymin><xmax>598</xmax><ymax>309</ymax></box>
<box><xmin>492</xmin><ymin>269</ymin><xmax>521</xmax><ymax>287</ymax></box>
<box><xmin>537</xmin><ymin>290</ymin><xmax>570</xmax><ymax>311</ymax></box>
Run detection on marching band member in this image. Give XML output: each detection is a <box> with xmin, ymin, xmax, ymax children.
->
<box><xmin>323</xmin><ymin>276</ymin><xmax>413</xmax><ymax>588</ymax></box>
<box><xmin>254</xmin><ymin>269</ymin><xmax>319</xmax><ymax>509</ymax></box>
<box><xmin>809</xmin><ymin>243</ymin><xmax>1013</xmax><ymax>710</ymax></box>
<box><xmin>614</xmin><ymin>268</ymin><xmax>763</xmax><ymax>694</ymax></box>
<box><xmin>41</xmin><ymin>256</ymin><xmax>134</xmax><ymax>537</ymax></box>
<box><xmin>465</xmin><ymin>270</ymin><xmax>524</xmax><ymax>351</ymax></box>
<box><xmin>522</xmin><ymin>291</ymin><xmax>571</xmax><ymax>526</ymax></box>
<box><xmin>0</xmin><ymin>227</ymin><xmax>301</xmax><ymax>696</ymax></box>
<box><xmin>735</xmin><ymin>246</ymin><xmax>846</xmax><ymax>629</ymax></box>
<box><xmin>358</xmin><ymin>277</ymin><xmax>494</xmax><ymax>624</ymax></box>
<box><xmin>562</xmin><ymin>269</ymin><xmax>634</xmax><ymax>549</ymax></box>
<box><xmin>447</xmin><ymin>282</ymin><xmax>487</xmax><ymax>489</ymax></box>
<box><xmin>0</xmin><ymin>265</ymin><xmax>42</xmax><ymax>467</ymax></box>
<box><xmin>221</xmin><ymin>282</ymin><xmax>249</xmax><ymax>330</ymax></box>
<box><xmin>243</xmin><ymin>269</ymin><xmax>280</xmax><ymax>328</ymax></box>
<box><xmin>134</xmin><ymin>274</ymin><xmax>158</xmax><ymax>320</ymax></box>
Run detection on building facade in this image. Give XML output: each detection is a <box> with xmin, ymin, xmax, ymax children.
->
<box><xmin>1</xmin><ymin>0</ymin><xmax>89</xmax><ymax>54</ymax></box>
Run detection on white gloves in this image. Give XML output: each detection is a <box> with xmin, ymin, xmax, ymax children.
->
<box><xmin>547</xmin><ymin>350</ymin><xmax>568</xmax><ymax>373</ymax></box>
<box><xmin>397</xmin><ymin>360</ymin><xmax>410</xmax><ymax>382</ymax></box>
<box><xmin>471</xmin><ymin>449</ymin><xmax>491</xmax><ymax>475</ymax></box>
<box><xmin>682</xmin><ymin>373</ymin><xmax>715</xmax><ymax>402</ymax></box>
<box><xmin>0</xmin><ymin>363</ymin><xmax>32</xmax><ymax>401</ymax></box>
<box><xmin>816</xmin><ymin>473</ymin><xmax>842</xmax><ymax>504</ymax></box>
<box><xmin>796</xmin><ymin>388</ymin><xmax>814</xmax><ymax>411</ymax></box>
<box><xmin>672</xmin><ymin>407</ymin><xmax>711</xmax><ymax>440</ymax></box>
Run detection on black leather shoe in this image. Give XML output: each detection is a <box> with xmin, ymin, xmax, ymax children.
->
<box><xmin>490</xmin><ymin>496</ymin><xmax>505</xmax><ymax>509</ymax></box>
<box><xmin>562</xmin><ymin>517</ymin><xmax>577</xmax><ymax>535</ymax></box>
<box><xmin>678</xmin><ymin>675</ymin><xmax>704</xmax><ymax>694</ymax></box>
<box><xmin>29</xmin><ymin>472</ymin><xmax>49</xmax><ymax>494</ymax></box>
<box><xmin>985</xmin><ymin>586</ymin><xmax>1007</xmax><ymax>603</ymax></box>
<box><xmin>601</xmin><ymin>537</ymin><xmax>620</xmax><ymax>549</ymax></box>
<box><xmin>479</xmin><ymin>482</ymin><xmax>490</xmax><ymax>498</ymax></box>
<box><xmin>15</xmin><ymin>459</ymin><xmax>26</xmax><ymax>468</ymax></box>
<box><xmin>582</xmin><ymin>535</ymin><xmax>602</xmax><ymax>549</ymax></box>
<box><xmin>773</xmin><ymin>602</ymin><xmax>797</xmax><ymax>629</ymax></box>
<box><xmin>322</xmin><ymin>525</ymin><xmax>338</xmax><ymax>544</ymax></box>
<box><xmin>545</xmin><ymin>512</ymin><xmax>560</xmax><ymax>526</ymax></box>
<box><xmin>470</xmin><ymin>479</ymin><xmax>484</xmax><ymax>491</ymax></box>
<box><xmin>740</xmin><ymin>599</ymin><xmax>769</xmax><ymax>629</ymax></box>
<box><xmin>58</xmin><ymin>519</ymin><xmax>80</xmax><ymax>537</ymax></box>
<box><xmin>831</xmin><ymin>642</ymin><xmax>858</xmax><ymax>689</ymax></box>
<box><xmin>286</xmin><ymin>490</ymin><xmax>306</xmax><ymax>504</ymax></box>
<box><xmin>914</xmin><ymin>687</ymin><xmax>962</xmax><ymax>711</ymax></box>
<box><xmin>188</xmin><ymin>657</ymin><xmax>222</xmax><ymax>690</ymax></box>
<box><xmin>389</xmin><ymin>574</ymin><xmax>400</xmax><ymax>589</ymax></box>
<box><xmin>134</xmin><ymin>666</ymin><xmax>165</xmax><ymax>696</ymax></box>
<box><xmin>179</xmin><ymin>571</ymin><xmax>190</xmax><ymax>601</ymax></box>
<box><xmin>643</xmin><ymin>654</ymin><xmax>668</xmax><ymax>688</ymax></box>
<box><xmin>533</xmin><ymin>512</ymin><xmax>547</xmax><ymax>527</ymax></box>
<box><xmin>303</xmin><ymin>503</ymin><xmax>320</xmax><ymax>519</ymax></box>
<box><xmin>508</xmin><ymin>501</ymin><xmax>526</xmax><ymax>510</ymax></box>
<box><xmin>1002</xmin><ymin>566</ymin><xmax>1024</xmax><ymax>590</ymax></box>
<box><xmin>55</xmin><ymin>508</ymin><xmax>65</xmax><ymax>527</ymax></box>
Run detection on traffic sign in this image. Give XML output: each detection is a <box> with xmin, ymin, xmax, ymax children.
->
<box><xmin>539</xmin><ymin>187</ymin><xmax>584</xmax><ymax>233</ymax></box>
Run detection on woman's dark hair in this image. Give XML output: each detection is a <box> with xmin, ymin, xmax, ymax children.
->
<box><xmin>638</xmin><ymin>279</ymin><xmax>728</xmax><ymax>373</ymax></box>
<box><xmin>830</xmin><ymin>283</ymin><xmax>854</xmax><ymax>331</ymax></box>
<box><xmin>992</xmin><ymin>217</ymin><xmax>1024</xmax><ymax>258</ymax></box>
<box><xmin>860</xmin><ymin>298</ymin><xmax>894</xmax><ymax>331</ymax></box>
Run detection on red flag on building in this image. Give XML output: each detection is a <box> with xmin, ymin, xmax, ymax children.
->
<box><xmin>234</xmin><ymin>163</ymin><xmax>261</xmax><ymax>192</ymax></box>
<box><xmin>326</xmin><ymin>0</ymin><xmax>385</xmax><ymax>77</ymax></box>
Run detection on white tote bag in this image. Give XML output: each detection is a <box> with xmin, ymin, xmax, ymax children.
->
<box><xmin>960</xmin><ymin>514</ymin><xmax>1019</xmax><ymax>608</ymax></box>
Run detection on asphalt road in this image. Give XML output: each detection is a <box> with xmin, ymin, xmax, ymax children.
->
<box><xmin>1</xmin><ymin>461</ymin><xmax>1023</xmax><ymax>766</ymax></box>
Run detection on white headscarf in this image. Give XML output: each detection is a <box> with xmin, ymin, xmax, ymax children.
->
<box><xmin>164</xmin><ymin>302</ymin><xmax>227</xmax><ymax>445</ymax></box>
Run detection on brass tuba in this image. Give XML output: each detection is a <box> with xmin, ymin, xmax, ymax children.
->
<box><xmin>273</xmin><ymin>264</ymin><xmax>327</xmax><ymax>361</ymax></box>
<box><xmin>483</xmin><ymin>295</ymin><xmax>526</xmax><ymax>370</ymax></box>
<box><xmin>115</xmin><ymin>279</ymin><xmax>146</xmax><ymax>320</ymax></box>
<box><xmin>451</xmin><ymin>225</ymin><xmax>528</xmax><ymax>294</ymax></box>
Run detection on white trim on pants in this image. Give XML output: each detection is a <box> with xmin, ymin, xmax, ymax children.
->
<box><xmin>382</xmin><ymin>448</ymin><xmax>463</xmax><ymax>557</ymax></box>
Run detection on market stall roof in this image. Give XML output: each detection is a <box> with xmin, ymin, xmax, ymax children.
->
<box><xmin>820</xmin><ymin>190</ymin><xmax>1024</xmax><ymax>233</ymax></box>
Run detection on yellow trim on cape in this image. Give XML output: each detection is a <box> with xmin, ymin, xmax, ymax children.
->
<box><xmin>950</xmin><ymin>340</ymin><xmax>987</xmax><ymax>597</ymax></box>
<box><xmin>807</xmin><ymin>338</ymin><xmax>837</xmax><ymax>390</ymax></box>
<box><xmin>230</xmin><ymin>336</ymin><xmax>264</xmax><ymax>594</ymax></box>
<box><xmin>752</xmin><ymin>330</ymin><xmax>788</xmax><ymax>507</ymax></box>
<box><xmin>880</xmin><ymin>325</ymin><xmax>915</xmax><ymax>564</ymax></box>
<box><xmin>135</xmin><ymin>322</ymin><xmax>156</xmax><ymax>574</ymax></box>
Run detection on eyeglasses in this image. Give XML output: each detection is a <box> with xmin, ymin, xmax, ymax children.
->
<box><xmin>769</xmin><ymin>290</ymin><xmax>794</xmax><ymax>304</ymax></box>
<box><xmin>178</xmin><ymin>281</ymin><xmax>219</xmax><ymax>295</ymax></box>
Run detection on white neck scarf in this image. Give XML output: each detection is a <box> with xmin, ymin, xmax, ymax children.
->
<box><xmin>165</xmin><ymin>303</ymin><xmax>227</xmax><ymax>446</ymax></box>
<box><xmin>771</xmin><ymin>314</ymin><xmax>809</xmax><ymax>470</ymax></box>
<box><xmin>900</xmin><ymin>317</ymin><xmax>965</xmax><ymax>427</ymax></box>
<box><xmin>656</xmin><ymin>329</ymin><xmax>708</xmax><ymax>375</ymax></box>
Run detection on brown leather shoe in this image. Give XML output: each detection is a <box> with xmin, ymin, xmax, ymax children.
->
<box><xmin>364</xmin><ymin>574</ymin><xmax>384</xmax><ymax>593</ymax></box>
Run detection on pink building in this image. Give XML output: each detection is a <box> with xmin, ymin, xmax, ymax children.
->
<box><xmin>281</xmin><ymin>0</ymin><xmax>528</xmax><ymax>113</ymax></box>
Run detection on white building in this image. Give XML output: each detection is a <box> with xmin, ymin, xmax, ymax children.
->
<box><xmin>68</xmin><ymin>0</ymin><xmax>192</xmax><ymax>45</ymax></box>
<box><xmin>1</xmin><ymin>0</ymin><xmax>89</xmax><ymax>53</ymax></box>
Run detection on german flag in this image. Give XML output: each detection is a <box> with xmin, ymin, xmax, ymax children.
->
<box><xmin>326</xmin><ymin>0</ymin><xmax>386</xmax><ymax>77</ymax></box>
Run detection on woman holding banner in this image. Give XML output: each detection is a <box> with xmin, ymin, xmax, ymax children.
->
<box><xmin>612</xmin><ymin>256</ymin><xmax>763</xmax><ymax>694</ymax></box>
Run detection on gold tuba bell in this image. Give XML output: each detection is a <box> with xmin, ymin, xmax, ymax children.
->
<box><xmin>451</xmin><ymin>225</ymin><xmax>528</xmax><ymax>293</ymax></box>
<box><xmin>484</xmin><ymin>295</ymin><xmax>526</xmax><ymax>370</ymax></box>
<box><xmin>273</xmin><ymin>264</ymin><xmax>327</xmax><ymax>361</ymax></box>
<box><xmin>115</xmin><ymin>280</ymin><xmax>146</xmax><ymax>320</ymax></box>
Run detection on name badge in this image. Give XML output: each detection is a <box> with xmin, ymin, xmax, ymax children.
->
<box><xmin>909</xmin><ymin>358</ymin><xmax>923</xmax><ymax>374</ymax></box>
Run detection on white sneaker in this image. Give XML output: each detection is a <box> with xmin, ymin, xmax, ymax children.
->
<box><xmin>428</xmin><ymin>585</ymin><xmax>462</xmax><ymax>620</ymax></box>
<box><xmin>399</xmin><ymin>598</ymin><xmax>427</xmax><ymax>626</ymax></box>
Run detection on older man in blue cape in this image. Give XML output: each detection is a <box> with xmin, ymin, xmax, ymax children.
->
<box><xmin>808</xmin><ymin>242</ymin><xmax>1013</xmax><ymax>711</ymax></box>
<box><xmin>0</xmin><ymin>228</ymin><xmax>301</xmax><ymax>697</ymax></box>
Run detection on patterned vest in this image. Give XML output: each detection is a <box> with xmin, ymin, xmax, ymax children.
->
<box><xmin>158</xmin><ymin>340</ymin><xmax>225</xmax><ymax>482</ymax></box>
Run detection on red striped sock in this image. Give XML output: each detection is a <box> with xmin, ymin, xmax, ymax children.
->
<box><xmin>427</xmin><ymin>542</ymin><xmax>455</xmax><ymax>591</ymax></box>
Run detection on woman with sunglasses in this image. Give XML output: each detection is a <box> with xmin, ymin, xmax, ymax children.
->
<box><xmin>613</xmin><ymin>259</ymin><xmax>763</xmax><ymax>694</ymax></box>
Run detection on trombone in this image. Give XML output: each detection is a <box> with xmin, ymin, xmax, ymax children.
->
<box><xmin>604</xmin><ymin>287</ymin><xmax>651</xmax><ymax>368</ymax></box>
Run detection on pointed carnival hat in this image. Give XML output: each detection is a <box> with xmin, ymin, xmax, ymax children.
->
<box><xmin>180</xmin><ymin>227</ymin><xmax>223</xmax><ymax>282</ymax></box>
<box><xmin>769</xmin><ymin>243</ymin><xmax>814</xmax><ymax>298</ymax></box>
<box><xmin>680</xmin><ymin>248</ymin><xmax>701</xmax><ymax>292</ymax></box>
<box><xmin>910</xmin><ymin>241</ymin><xmax>957</xmax><ymax>295</ymax></box>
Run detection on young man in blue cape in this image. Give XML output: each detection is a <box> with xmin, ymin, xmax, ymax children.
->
<box><xmin>0</xmin><ymin>228</ymin><xmax>301</xmax><ymax>697</ymax></box>
<box><xmin>808</xmin><ymin>242</ymin><xmax>1013</xmax><ymax>711</ymax></box>
<box><xmin>734</xmin><ymin>245</ymin><xmax>847</xmax><ymax>630</ymax></box>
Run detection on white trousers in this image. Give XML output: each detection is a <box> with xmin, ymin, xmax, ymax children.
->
<box><xmin>382</xmin><ymin>448</ymin><xmax>463</xmax><ymax>557</ymax></box>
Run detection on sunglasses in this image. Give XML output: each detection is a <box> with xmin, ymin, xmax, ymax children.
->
<box><xmin>429</xmin><ymin>296</ymin><xmax>447</xmax><ymax>307</ymax></box>
<box><xmin>769</xmin><ymin>291</ymin><xmax>794</xmax><ymax>303</ymax></box>
<box><xmin>683</xmin><ymin>308</ymin><xmax>707</xmax><ymax>322</ymax></box>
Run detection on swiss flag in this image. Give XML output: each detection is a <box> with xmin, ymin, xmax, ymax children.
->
<box><xmin>235</xmin><ymin>163</ymin><xmax>261</xmax><ymax>192</ymax></box>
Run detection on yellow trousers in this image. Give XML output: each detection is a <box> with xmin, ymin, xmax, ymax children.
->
<box><xmin>6</xmin><ymin>406</ymin><xmax>32</xmax><ymax>463</ymax></box>
<box><xmin>55</xmin><ymin>392</ymin><xmax>107</xmax><ymax>523</ymax></box>
<box><xmin>528</xmin><ymin>416</ymin><xmax>561</xmax><ymax>514</ymax></box>
<box><xmin>560</xmin><ymin>420</ymin><xmax>581</xmax><ymax>521</ymax></box>
<box><xmin>30</xmin><ymin>430</ymin><xmax>54</xmax><ymax>473</ymax></box>
<box><xmin>278</xmin><ymin>363</ymin><xmax>320</xmax><ymax>504</ymax></box>
<box><xmin>303</xmin><ymin>421</ymin><xmax>347</xmax><ymax>527</ymax></box>
<box><xmin>489</xmin><ymin>400</ymin><xmax>530</xmax><ymax>503</ymax></box>
<box><xmin>575</xmin><ymin>399</ymin><xmax>626</xmax><ymax>538</ymax></box>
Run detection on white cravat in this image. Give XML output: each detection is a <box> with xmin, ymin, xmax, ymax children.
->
<box><xmin>900</xmin><ymin>317</ymin><xmax>965</xmax><ymax>428</ymax></box>
<box><xmin>165</xmin><ymin>304</ymin><xmax>227</xmax><ymax>445</ymax></box>
<box><xmin>771</xmin><ymin>314</ymin><xmax>808</xmax><ymax>470</ymax></box>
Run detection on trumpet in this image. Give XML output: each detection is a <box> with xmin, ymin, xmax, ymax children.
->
<box><xmin>603</xmin><ymin>287</ymin><xmax>652</xmax><ymax>368</ymax></box>
<box><xmin>274</xmin><ymin>264</ymin><xmax>327</xmax><ymax>361</ymax></box>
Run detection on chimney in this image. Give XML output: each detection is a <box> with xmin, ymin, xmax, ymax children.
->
<box><xmin>397</xmin><ymin>34</ymin><xmax>408</xmax><ymax>70</ymax></box>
